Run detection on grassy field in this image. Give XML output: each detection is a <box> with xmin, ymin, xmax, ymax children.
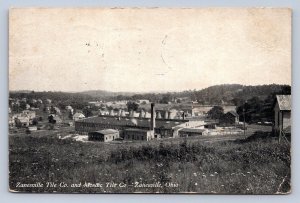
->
<box><xmin>9</xmin><ymin>126</ymin><xmax>290</xmax><ymax>194</ymax></box>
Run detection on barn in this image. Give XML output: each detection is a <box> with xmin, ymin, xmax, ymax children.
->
<box><xmin>273</xmin><ymin>95</ymin><xmax>291</xmax><ymax>138</ymax></box>
<box><xmin>88</xmin><ymin>129</ymin><xmax>119</xmax><ymax>142</ymax></box>
<box><xmin>219</xmin><ymin>111</ymin><xmax>239</xmax><ymax>126</ymax></box>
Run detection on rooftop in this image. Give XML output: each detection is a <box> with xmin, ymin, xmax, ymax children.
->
<box><xmin>92</xmin><ymin>129</ymin><xmax>119</xmax><ymax>135</ymax></box>
<box><xmin>77</xmin><ymin>115</ymin><xmax>188</xmax><ymax>129</ymax></box>
<box><xmin>276</xmin><ymin>95</ymin><xmax>291</xmax><ymax>111</ymax></box>
<box><xmin>179</xmin><ymin>128</ymin><xmax>206</xmax><ymax>133</ymax></box>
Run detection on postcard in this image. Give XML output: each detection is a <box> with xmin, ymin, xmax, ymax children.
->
<box><xmin>9</xmin><ymin>8</ymin><xmax>291</xmax><ymax>194</ymax></box>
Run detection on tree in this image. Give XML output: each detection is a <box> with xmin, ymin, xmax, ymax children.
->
<box><xmin>68</xmin><ymin>111</ymin><xmax>73</xmax><ymax>119</ymax></box>
<box><xmin>83</xmin><ymin>107</ymin><xmax>93</xmax><ymax>117</ymax></box>
<box><xmin>50</xmin><ymin>106</ymin><xmax>57</xmax><ymax>114</ymax></box>
<box><xmin>126</xmin><ymin>101</ymin><xmax>139</xmax><ymax>112</ymax></box>
<box><xmin>160</xmin><ymin>94</ymin><xmax>172</xmax><ymax>104</ymax></box>
<box><xmin>208</xmin><ymin>106</ymin><xmax>224</xmax><ymax>119</ymax></box>
<box><xmin>32</xmin><ymin>118</ymin><xmax>38</xmax><ymax>125</ymax></box>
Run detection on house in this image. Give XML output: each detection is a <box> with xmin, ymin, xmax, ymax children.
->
<box><xmin>136</xmin><ymin>99</ymin><xmax>150</xmax><ymax>104</ymax></box>
<box><xmin>88</xmin><ymin>129</ymin><xmax>119</xmax><ymax>142</ymax></box>
<box><xmin>15</xmin><ymin>117</ymin><xmax>30</xmax><ymax>127</ymax></box>
<box><xmin>65</xmin><ymin>105</ymin><xmax>73</xmax><ymax>110</ymax></box>
<box><xmin>219</xmin><ymin>111</ymin><xmax>239</xmax><ymax>125</ymax></box>
<box><xmin>273</xmin><ymin>95</ymin><xmax>291</xmax><ymax>137</ymax></box>
<box><xmin>54</xmin><ymin>107</ymin><xmax>61</xmax><ymax>115</ymax></box>
<box><xmin>73</xmin><ymin>112</ymin><xmax>85</xmax><ymax>121</ymax></box>
<box><xmin>22</xmin><ymin>110</ymin><xmax>36</xmax><ymax>119</ymax></box>
<box><xmin>27</xmin><ymin>126</ymin><xmax>38</xmax><ymax>131</ymax></box>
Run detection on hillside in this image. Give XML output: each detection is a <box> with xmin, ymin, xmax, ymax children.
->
<box><xmin>9</xmin><ymin>84</ymin><xmax>291</xmax><ymax>106</ymax></box>
<box><xmin>192</xmin><ymin>84</ymin><xmax>291</xmax><ymax>105</ymax></box>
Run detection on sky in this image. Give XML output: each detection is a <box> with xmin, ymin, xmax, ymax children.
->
<box><xmin>9</xmin><ymin>8</ymin><xmax>291</xmax><ymax>92</ymax></box>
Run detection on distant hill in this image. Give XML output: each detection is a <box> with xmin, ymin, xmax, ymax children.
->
<box><xmin>105</xmin><ymin>84</ymin><xmax>290</xmax><ymax>105</ymax></box>
<box><xmin>9</xmin><ymin>84</ymin><xmax>291</xmax><ymax>105</ymax></box>
<box><xmin>79</xmin><ymin>90</ymin><xmax>135</xmax><ymax>98</ymax></box>
<box><xmin>193</xmin><ymin>84</ymin><xmax>291</xmax><ymax>105</ymax></box>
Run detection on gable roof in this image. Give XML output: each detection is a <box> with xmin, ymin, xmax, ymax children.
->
<box><xmin>226</xmin><ymin>111</ymin><xmax>239</xmax><ymax>117</ymax></box>
<box><xmin>276</xmin><ymin>95</ymin><xmax>291</xmax><ymax>111</ymax></box>
<box><xmin>73</xmin><ymin>112</ymin><xmax>85</xmax><ymax>118</ymax></box>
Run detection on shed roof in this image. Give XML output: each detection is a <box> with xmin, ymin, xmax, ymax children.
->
<box><xmin>92</xmin><ymin>129</ymin><xmax>119</xmax><ymax>135</ymax></box>
<box><xmin>179</xmin><ymin>128</ymin><xmax>206</xmax><ymax>133</ymax></box>
<box><xmin>276</xmin><ymin>95</ymin><xmax>291</xmax><ymax>111</ymax></box>
<box><xmin>226</xmin><ymin>111</ymin><xmax>239</xmax><ymax>117</ymax></box>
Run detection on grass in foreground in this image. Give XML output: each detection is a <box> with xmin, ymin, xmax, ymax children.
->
<box><xmin>9</xmin><ymin>131</ymin><xmax>290</xmax><ymax>194</ymax></box>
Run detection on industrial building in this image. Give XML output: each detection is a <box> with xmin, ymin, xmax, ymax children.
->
<box><xmin>75</xmin><ymin>103</ymin><xmax>206</xmax><ymax>140</ymax></box>
<box><xmin>88</xmin><ymin>129</ymin><xmax>119</xmax><ymax>142</ymax></box>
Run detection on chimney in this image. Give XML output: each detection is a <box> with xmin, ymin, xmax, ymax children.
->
<box><xmin>150</xmin><ymin>103</ymin><xmax>155</xmax><ymax>131</ymax></box>
<box><xmin>182</xmin><ymin>112</ymin><xmax>185</xmax><ymax>120</ymax></box>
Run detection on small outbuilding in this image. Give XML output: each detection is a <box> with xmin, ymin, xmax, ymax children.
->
<box><xmin>88</xmin><ymin>129</ymin><xmax>119</xmax><ymax>142</ymax></box>
<box><xmin>273</xmin><ymin>95</ymin><xmax>291</xmax><ymax>139</ymax></box>
<box><xmin>219</xmin><ymin>111</ymin><xmax>239</xmax><ymax>125</ymax></box>
<box><xmin>178</xmin><ymin>128</ymin><xmax>206</xmax><ymax>137</ymax></box>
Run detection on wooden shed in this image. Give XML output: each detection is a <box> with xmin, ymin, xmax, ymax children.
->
<box><xmin>273</xmin><ymin>95</ymin><xmax>291</xmax><ymax>139</ymax></box>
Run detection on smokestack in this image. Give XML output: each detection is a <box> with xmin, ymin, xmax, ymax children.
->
<box><xmin>150</xmin><ymin>103</ymin><xmax>155</xmax><ymax>131</ymax></box>
<box><xmin>156</xmin><ymin>111</ymin><xmax>162</xmax><ymax>119</ymax></box>
<box><xmin>164</xmin><ymin>111</ymin><xmax>168</xmax><ymax>119</ymax></box>
<box><xmin>129</xmin><ymin>110</ymin><xmax>134</xmax><ymax>117</ymax></box>
<box><xmin>109</xmin><ymin>109</ymin><xmax>114</xmax><ymax>116</ymax></box>
<box><xmin>118</xmin><ymin>109</ymin><xmax>122</xmax><ymax>116</ymax></box>
<box><xmin>121</xmin><ymin>110</ymin><xmax>126</xmax><ymax>117</ymax></box>
<box><xmin>139</xmin><ymin>110</ymin><xmax>145</xmax><ymax>118</ymax></box>
<box><xmin>168</xmin><ymin>111</ymin><xmax>171</xmax><ymax>119</ymax></box>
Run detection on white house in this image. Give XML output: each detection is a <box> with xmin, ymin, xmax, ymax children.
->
<box><xmin>73</xmin><ymin>112</ymin><xmax>85</xmax><ymax>121</ymax></box>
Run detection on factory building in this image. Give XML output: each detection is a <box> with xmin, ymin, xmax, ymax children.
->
<box><xmin>75</xmin><ymin>103</ymin><xmax>205</xmax><ymax>140</ymax></box>
<box><xmin>123</xmin><ymin>128</ymin><xmax>155</xmax><ymax>141</ymax></box>
<box><xmin>88</xmin><ymin>129</ymin><xmax>119</xmax><ymax>142</ymax></box>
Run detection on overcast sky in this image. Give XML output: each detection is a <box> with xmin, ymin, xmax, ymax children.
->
<box><xmin>9</xmin><ymin>8</ymin><xmax>291</xmax><ymax>92</ymax></box>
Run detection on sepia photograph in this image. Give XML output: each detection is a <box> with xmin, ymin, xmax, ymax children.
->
<box><xmin>8</xmin><ymin>7</ymin><xmax>291</xmax><ymax>194</ymax></box>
